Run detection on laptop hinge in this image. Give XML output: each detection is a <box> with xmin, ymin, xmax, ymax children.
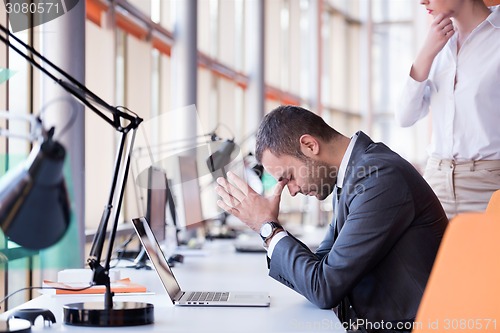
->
<box><xmin>175</xmin><ymin>291</ymin><xmax>185</xmax><ymax>302</ymax></box>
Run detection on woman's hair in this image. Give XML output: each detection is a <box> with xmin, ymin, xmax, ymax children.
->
<box><xmin>255</xmin><ymin>105</ymin><xmax>340</xmax><ymax>163</ymax></box>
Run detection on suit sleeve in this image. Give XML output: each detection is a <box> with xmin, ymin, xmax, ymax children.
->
<box><xmin>314</xmin><ymin>222</ymin><xmax>336</xmax><ymax>259</ymax></box>
<box><xmin>268</xmin><ymin>164</ymin><xmax>415</xmax><ymax>309</ymax></box>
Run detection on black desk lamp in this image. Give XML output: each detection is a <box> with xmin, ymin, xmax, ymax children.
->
<box><xmin>205</xmin><ymin>139</ymin><xmax>239</xmax><ymax>239</ymax></box>
<box><xmin>0</xmin><ymin>123</ymin><xmax>70</xmax><ymax>250</ymax></box>
<box><xmin>0</xmin><ymin>112</ymin><xmax>67</xmax><ymax>332</ymax></box>
<box><xmin>0</xmin><ymin>24</ymin><xmax>153</xmax><ymax>326</ymax></box>
<box><xmin>206</xmin><ymin>139</ymin><xmax>236</xmax><ymax>179</ymax></box>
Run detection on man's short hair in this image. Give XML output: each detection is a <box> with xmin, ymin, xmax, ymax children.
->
<box><xmin>255</xmin><ymin>105</ymin><xmax>340</xmax><ymax>163</ymax></box>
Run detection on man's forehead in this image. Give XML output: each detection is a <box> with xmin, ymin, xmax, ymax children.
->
<box><xmin>261</xmin><ymin>150</ymin><xmax>285</xmax><ymax>167</ymax></box>
<box><xmin>261</xmin><ymin>151</ymin><xmax>294</xmax><ymax>178</ymax></box>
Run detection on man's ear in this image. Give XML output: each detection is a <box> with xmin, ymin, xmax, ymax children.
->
<box><xmin>299</xmin><ymin>134</ymin><xmax>320</xmax><ymax>157</ymax></box>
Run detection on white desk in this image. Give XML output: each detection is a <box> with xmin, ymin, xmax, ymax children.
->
<box><xmin>1</xmin><ymin>240</ymin><xmax>345</xmax><ymax>332</ymax></box>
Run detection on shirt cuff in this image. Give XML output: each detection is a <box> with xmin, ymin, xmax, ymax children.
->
<box><xmin>267</xmin><ymin>231</ymin><xmax>288</xmax><ymax>259</ymax></box>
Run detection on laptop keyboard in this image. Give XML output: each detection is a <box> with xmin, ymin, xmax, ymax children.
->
<box><xmin>186</xmin><ymin>291</ymin><xmax>229</xmax><ymax>302</ymax></box>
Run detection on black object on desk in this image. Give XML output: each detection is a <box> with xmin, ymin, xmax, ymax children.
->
<box><xmin>9</xmin><ymin>308</ymin><xmax>56</xmax><ymax>326</ymax></box>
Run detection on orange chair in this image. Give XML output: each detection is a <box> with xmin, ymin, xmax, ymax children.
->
<box><xmin>486</xmin><ymin>189</ymin><xmax>500</xmax><ymax>216</ymax></box>
<box><xmin>413</xmin><ymin>202</ymin><xmax>500</xmax><ymax>332</ymax></box>
<box><xmin>484</xmin><ymin>0</ymin><xmax>500</xmax><ymax>6</ymax></box>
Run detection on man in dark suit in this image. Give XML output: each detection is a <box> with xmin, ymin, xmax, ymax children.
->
<box><xmin>216</xmin><ymin>105</ymin><xmax>448</xmax><ymax>332</ymax></box>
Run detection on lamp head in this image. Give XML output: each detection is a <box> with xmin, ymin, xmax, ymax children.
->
<box><xmin>0</xmin><ymin>131</ymin><xmax>70</xmax><ymax>250</ymax></box>
<box><xmin>206</xmin><ymin>139</ymin><xmax>236</xmax><ymax>178</ymax></box>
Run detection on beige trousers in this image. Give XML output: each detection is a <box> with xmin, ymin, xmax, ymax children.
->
<box><xmin>423</xmin><ymin>158</ymin><xmax>500</xmax><ymax>220</ymax></box>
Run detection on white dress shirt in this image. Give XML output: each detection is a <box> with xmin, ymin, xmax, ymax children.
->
<box><xmin>396</xmin><ymin>5</ymin><xmax>500</xmax><ymax>161</ymax></box>
<box><xmin>267</xmin><ymin>134</ymin><xmax>359</xmax><ymax>258</ymax></box>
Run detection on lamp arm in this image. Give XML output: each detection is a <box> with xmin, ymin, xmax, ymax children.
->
<box><xmin>88</xmin><ymin>133</ymin><xmax>129</xmax><ymax>264</ymax></box>
<box><xmin>0</xmin><ymin>23</ymin><xmax>143</xmax><ymax>308</ymax></box>
<box><xmin>88</xmin><ymin>130</ymin><xmax>136</xmax><ymax>265</ymax></box>
<box><xmin>0</xmin><ymin>23</ymin><xmax>141</xmax><ymax>133</ymax></box>
<box><xmin>88</xmin><ymin>129</ymin><xmax>137</xmax><ymax>308</ymax></box>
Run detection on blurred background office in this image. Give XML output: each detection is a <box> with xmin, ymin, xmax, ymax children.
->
<box><xmin>0</xmin><ymin>0</ymin><xmax>452</xmax><ymax>309</ymax></box>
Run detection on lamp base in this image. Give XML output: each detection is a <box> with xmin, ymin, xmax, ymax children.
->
<box><xmin>63</xmin><ymin>302</ymin><xmax>154</xmax><ymax>326</ymax></box>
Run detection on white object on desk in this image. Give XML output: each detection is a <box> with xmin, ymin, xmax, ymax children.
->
<box><xmin>57</xmin><ymin>269</ymin><xmax>121</xmax><ymax>283</ymax></box>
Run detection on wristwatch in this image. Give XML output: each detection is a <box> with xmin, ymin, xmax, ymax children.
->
<box><xmin>259</xmin><ymin>221</ymin><xmax>283</xmax><ymax>242</ymax></box>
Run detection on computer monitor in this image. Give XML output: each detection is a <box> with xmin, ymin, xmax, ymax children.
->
<box><xmin>145</xmin><ymin>166</ymin><xmax>168</xmax><ymax>242</ymax></box>
<box><xmin>141</xmin><ymin>156</ymin><xmax>205</xmax><ymax>248</ymax></box>
<box><xmin>177</xmin><ymin>155</ymin><xmax>205</xmax><ymax>230</ymax></box>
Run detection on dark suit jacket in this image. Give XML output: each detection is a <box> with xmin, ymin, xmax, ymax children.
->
<box><xmin>269</xmin><ymin>131</ymin><xmax>448</xmax><ymax>325</ymax></box>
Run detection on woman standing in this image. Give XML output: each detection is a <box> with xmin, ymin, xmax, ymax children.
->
<box><xmin>397</xmin><ymin>0</ymin><xmax>500</xmax><ymax>219</ymax></box>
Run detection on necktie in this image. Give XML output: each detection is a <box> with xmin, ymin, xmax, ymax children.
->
<box><xmin>332</xmin><ymin>185</ymin><xmax>349</xmax><ymax>322</ymax></box>
<box><xmin>333</xmin><ymin>185</ymin><xmax>342</xmax><ymax>240</ymax></box>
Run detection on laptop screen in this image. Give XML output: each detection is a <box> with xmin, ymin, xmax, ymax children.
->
<box><xmin>132</xmin><ymin>217</ymin><xmax>181</xmax><ymax>303</ymax></box>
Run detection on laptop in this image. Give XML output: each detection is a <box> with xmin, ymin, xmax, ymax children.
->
<box><xmin>131</xmin><ymin>217</ymin><xmax>270</xmax><ymax>307</ymax></box>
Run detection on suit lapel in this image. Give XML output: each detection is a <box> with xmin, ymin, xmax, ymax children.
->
<box><xmin>333</xmin><ymin>185</ymin><xmax>342</xmax><ymax>240</ymax></box>
<box><xmin>334</xmin><ymin>131</ymin><xmax>374</xmax><ymax>236</ymax></box>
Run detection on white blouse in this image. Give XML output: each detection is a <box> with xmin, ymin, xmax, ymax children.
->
<box><xmin>396</xmin><ymin>6</ymin><xmax>500</xmax><ymax>161</ymax></box>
